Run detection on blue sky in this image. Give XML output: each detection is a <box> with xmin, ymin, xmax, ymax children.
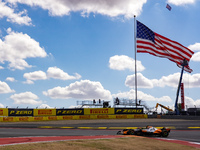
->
<box><xmin>0</xmin><ymin>0</ymin><xmax>200</xmax><ymax>111</ymax></box>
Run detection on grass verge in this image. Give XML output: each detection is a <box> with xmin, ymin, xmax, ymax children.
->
<box><xmin>0</xmin><ymin>137</ymin><xmax>197</xmax><ymax>150</ymax></box>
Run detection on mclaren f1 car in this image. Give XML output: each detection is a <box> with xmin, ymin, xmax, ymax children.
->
<box><xmin>117</xmin><ymin>126</ymin><xmax>170</xmax><ymax>137</ymax></box>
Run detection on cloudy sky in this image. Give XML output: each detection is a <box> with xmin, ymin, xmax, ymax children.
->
<box><xmin>0</xmin><ymin>0</ymin><xmax>200</xmax><ymax>111</ymax></box>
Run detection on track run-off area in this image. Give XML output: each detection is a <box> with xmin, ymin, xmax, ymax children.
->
<box><xmin>0</xmin><ymin>118</ymin><xmax>200</xmax><ymax>148</ymax></box>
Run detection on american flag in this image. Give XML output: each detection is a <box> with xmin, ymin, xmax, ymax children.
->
<box><xmin>166</xmin><ymin>4</ymin><xmax>172</xmax><ymax>11</ymax></box>
<box><xmin>136</xmin><ymin>20</ymin><xmax>194</xmax><ymax>73</ymax></box>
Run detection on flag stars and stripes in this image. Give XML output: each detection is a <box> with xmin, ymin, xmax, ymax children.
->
<box><xmin>136</xmin><ymin>20</ymin><xmax>194</xmax><ymax>73</ymax></box>
<box><xmin>137</xmin><ymin>21</ymin><xmax>155</xmax><ymax>43</ymax></box>
<box><xmin>166</xmin><ymin>4</ymin><xmax>172</xmax><ymax>11</ymax></box>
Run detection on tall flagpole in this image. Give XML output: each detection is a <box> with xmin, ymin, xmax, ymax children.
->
<box><xmin>175</xmin><ymin>59</ymin><xmax>188</xmax><ymax>115</ymax></box>
<box><xmin>134</xmin><ymin>15</ymin><xmax>137</xmax><ymax>108</ymax></box>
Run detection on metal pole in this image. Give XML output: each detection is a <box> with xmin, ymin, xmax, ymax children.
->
<box><xmin>175</xmin><ymin>59</ymin><xmax>188</xmax><ymax>115</ymax></box>
<box><xmin>134</xmin><ymin>15</ymin><xmax>137</xmax><ymax>108</ymax></box>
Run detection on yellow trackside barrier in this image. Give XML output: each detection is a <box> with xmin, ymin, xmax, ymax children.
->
<box><xmin>0</xmin><ymin>108</ymin><xmax>8</xmax><ymax>116</ymax></box>
<box><xmin>33</xmin><ymin>116</ymin><xmax>44</xmax><ymax>121</ymax></box>
<box><xmin>34</xmin><ymin>109</ymin><xmax>56</xmax><ymax>116</ymax></box>
<box><xmin>2</xmin><ymin>117</ymin><xmax>14</xmax><ymax>122</ymax></box>
<box><xmin>0</xmin><ymin>114</ymin><xmax>148</xmax><ymax>122</ymax></box>
<box><xmin>115</xmin><ymin>115</ymin><xmax>128</xmax><ymax>119</ymax></box>
<box><xmin>84</xmin><ymin>108</ymin><xmax>115</xmax><ymax>115</ymax></box>
<box><xmin>47</xmin><ymin>116</ymin><xmax>58</xmax><ymax>120</ymax></box>
<box><xmin>62</xmin><ymin>116</ymin><xmax>74</xmax><ymax>120</ymax></box>
<box><xmin>18</xmin><ymin>117</ymin><xmax>29</xmax><ymax>121</ymax></box>
<box><xmin>2</xmin><ymin>108</ymin><xmax>144</xmax><ymax>117</ymax></box>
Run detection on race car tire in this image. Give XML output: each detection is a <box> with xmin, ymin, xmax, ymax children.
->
<box><xmin>117</xmin><ymin>131</ymin><xmax>122</xmax><ymax>135</ymax></box>
<box><xmin>127</xmin><ymin>129</ymin><xmax>135</xmax><ymax>135</ymax></box>
<box><xmin>161</xmin><ymin>130</ymin><xmax>169</xmax><ymax>137</ymax></box>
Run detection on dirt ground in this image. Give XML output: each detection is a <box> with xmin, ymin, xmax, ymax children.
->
<box><xmin>0</xmin><ymin>137</ymin><xmax>197</xmax><ymax>150</ymax></box>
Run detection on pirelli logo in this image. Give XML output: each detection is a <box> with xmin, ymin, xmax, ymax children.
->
<box><xmin>3</xmin><ymin>117</ymin><xmax>13</xmax><ymax>121</ymax></box>
<box><xmin>0</xmin><ymin>109</ymin><xmax>3</xmax><ymax>115</ymax></box>
<box><xmin>48</xmin><ymin>116</ymin><xmax>57</xmax><ymax>120</ymax></box>
<box><xmin>115</xmin><ymin>108</ymin><xmax>143</xmax><ymax>114</ymax></box>
<box><xmin>19</xmin><ymin>117</ymin><xmax>29</xmax><ymax>121</ymax></box>
<box><xmin>79</xmin><ymin>115</ymin><xmax>90</xmax><ymax>119</ymax></box>
<box><xmin>90</xmin><ymin>109</ymin><xmax>109</xmax><ymax>114</ymax></box>
<box><xmin>56</xmin><ymin>109</ymin><xmax>84</xmax><ymax>116</ymax></box>
<box><xmin>34</xmin><ymin>117</ymin><xmax>43</xmax><ymax>121</ymax></box>
<box><xmin>8</xmin><ymin>109</ymin><xmax>33</xmax><ymax>116</ymax></box>
<box><xmin>97</xmin><ymin>115</ymin><xmax>109</xmax><ymax>119</ymax></box>
<box><xmin>63</xmin><ymin>116</ymin><xmax>73</xmax><ymax>120</ymax></box>
<box><xmin>38</xmin><ymin>109</ymin><xmax>52</xmax><ymax>115</ymax></box>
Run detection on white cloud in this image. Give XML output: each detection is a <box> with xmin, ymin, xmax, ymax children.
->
<box><xmin>47</xmin><ymin>67</ymin><xmax>81</xmax><ymax>80</ymax></box>
<box><xmin>125</xmin><ymin>73</ymin><xmax>153</xmax><ymax>88</ymax></box>
<box><xmin>0</xmin><ymin>66</ymin><xmax>4</xmax><ymax>69</ymax></box>
<box><xmin>167</xmin><ymin>0</ymin><xmax>196</xmax><ymax>6</ymax></box>
<box><xmin>38</xmin><ymin>104</ymin><xmax>52</xmax><ymax>108</ymax></box>
<box><xmin>23</xmin><ymin>71</ymin><xmax>47</xmax><ymax>81</ymax></box>
<box><xmin>152</xmin><ymin>73</ymin><xmax>181</xmax><ymax>88</ymax></box>
<box><xmin>125</xmin><ymin>72</ymin><xmax>200</xmax><ymax>89</ymax></box>
<box><xmin>155</xmin><ymin>73</ymin><xmax>200</xmax><ymax>88</ymax></box>
<box><xmin>188</xmin><ymin>43</ymin><xmax>200</xmax><ymax>51</ymax></box>
<box><xmin>0</xmin><ymin>1</ymin><xmax>32</xmax><ymax>25</ymax></box>
<box><xmin>109</xmin><ymin>55</ymin><xmax>145</xmax><ymax>72</ymax></box>
<box><xmin>0</xmin><ymin>81</ymin><xmax>15</xmax><ymax>93</ymax></box>
<box><xmin>10</xmin><ymin>91</ymin><xmax>42</xmax><ymax>105</ymax></box>
<box><xmin>69</xmin><ymin>105</ymin><xmax>89</xmax><ymax>108</ymax></box>
<box><xmin>112</xmin><ymin>89</ymin><xmax>172</xmax><ymax>103</ymax></box>
<box><xmin>188</xmin><ymin>43</ymin><xmax>200</xmax><ymax>62</ymax></box>
<box><xmin>183</xmin><ymin>96</ymin><xmax>200</xmax><ymax>108</ymax></box>
<box><xmin>183</xmin><ymin>73</ymin><xmax>200</xmax><ymax>88</ymax></box>
<box><xmin>0</xmin><ymin>103</ymin><xmax>4</xmax><ymax>108</ymax></box>
<box><xmin>43</xmin><ymin>80</ymin><xmax>112</xmax><ymax>100</ymax></box>
<box><xmin>23</xmin><ymin>79</ymin><xmax>34</xmax><ymax>85</ymax></box>
<box><xmin>195</xmin><ymin>99</ymin><xmax>200</xmax><ymax>107</ymax></box>
<box><xmin>23</xmin><ymin>67</ymin><xmax>81</xmax><ymax>84</ymax></box>
<box><xmin>0</xmin><ymin>28</ymin><xmax>47</xmax><ymax>70</ymax></box>
<box><xmin>6</xmin><ymin>77</ymin><xmax>16</xmax><ymax>82</ymax></box>
<box><xmin>6</xmin><ymin>0</ymin><xmax>147</xmax><ymax>18</ymax></box>
<box><xmin>191</xmin><ymin>52</ymin><xmax>200</xmax><ymax>61</ymax></box>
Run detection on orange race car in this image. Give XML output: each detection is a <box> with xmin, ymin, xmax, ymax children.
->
<box><xmin>117</xmin><ymin>126</ymin><xmax>170</xmax><ymax>137</ymax></box>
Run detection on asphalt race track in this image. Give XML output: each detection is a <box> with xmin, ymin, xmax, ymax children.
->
<box><xmin>0</xmin><ymin>128</ymin><xmax>200</xmax><ymax>143</ymax></box>
<box><xmin>0</xmin><ymin>119</ymin><xmax>200</xmax><ymax>145</ymax></box>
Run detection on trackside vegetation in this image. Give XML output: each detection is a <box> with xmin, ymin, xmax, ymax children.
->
<box><xmin>0</xmin><ymin>137</ymin><xmax>197</xmax><ymax>150</ymax></box>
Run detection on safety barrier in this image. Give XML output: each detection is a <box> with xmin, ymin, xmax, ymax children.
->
<box><xmin>0</xmin><ymin>108</ymin><xmax>146</xmax><ymax>122</ymax></box>
<box><xmin>0</xmin><ymin>108</ymin><xmax>143</xmax><ymax>117</ymax></box>
<box><xmin>0</xmin><ymin>114</ymin><xmax>148</xmax><ymax>122</ymax></box>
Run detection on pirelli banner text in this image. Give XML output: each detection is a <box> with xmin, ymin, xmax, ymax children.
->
<box><xmin>84</xmin><ymin>108</ymin><xmax>115</xmax><ymax>115</ymax></box>
<box><xmin>8</xmin><ymin>109</ymin><xmax>33</xmax><ymax>116</ymax></box>
<box><xmin>84</xmin><ymin>108</ymin><xmax>143</xmax><ymax>115</ymax></box>
<box><xmin>115</xmin><ymin>108</ymin><xmax>143</xmax><ymax>114</ymax></box>
<box><xmin>1</xmin><ymin>108</ymin><xmax>143</xmax><ymax>117</ymax></box>
<box><xmin>56</xmin><ymin>109</ymin><xmax>84</xmax><ymax>116</ymax></box>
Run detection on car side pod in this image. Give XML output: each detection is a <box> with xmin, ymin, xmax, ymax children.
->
<box><xmin>117</xmin><ymin>129</ymin><xmax>135</xmax><ymax>135</ymax></box>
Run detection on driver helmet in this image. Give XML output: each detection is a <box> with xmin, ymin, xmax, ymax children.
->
<box><xmin>146</xmin><ymin>125</ymin><xmax>152</xmax><ymax>129</ymax></box>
